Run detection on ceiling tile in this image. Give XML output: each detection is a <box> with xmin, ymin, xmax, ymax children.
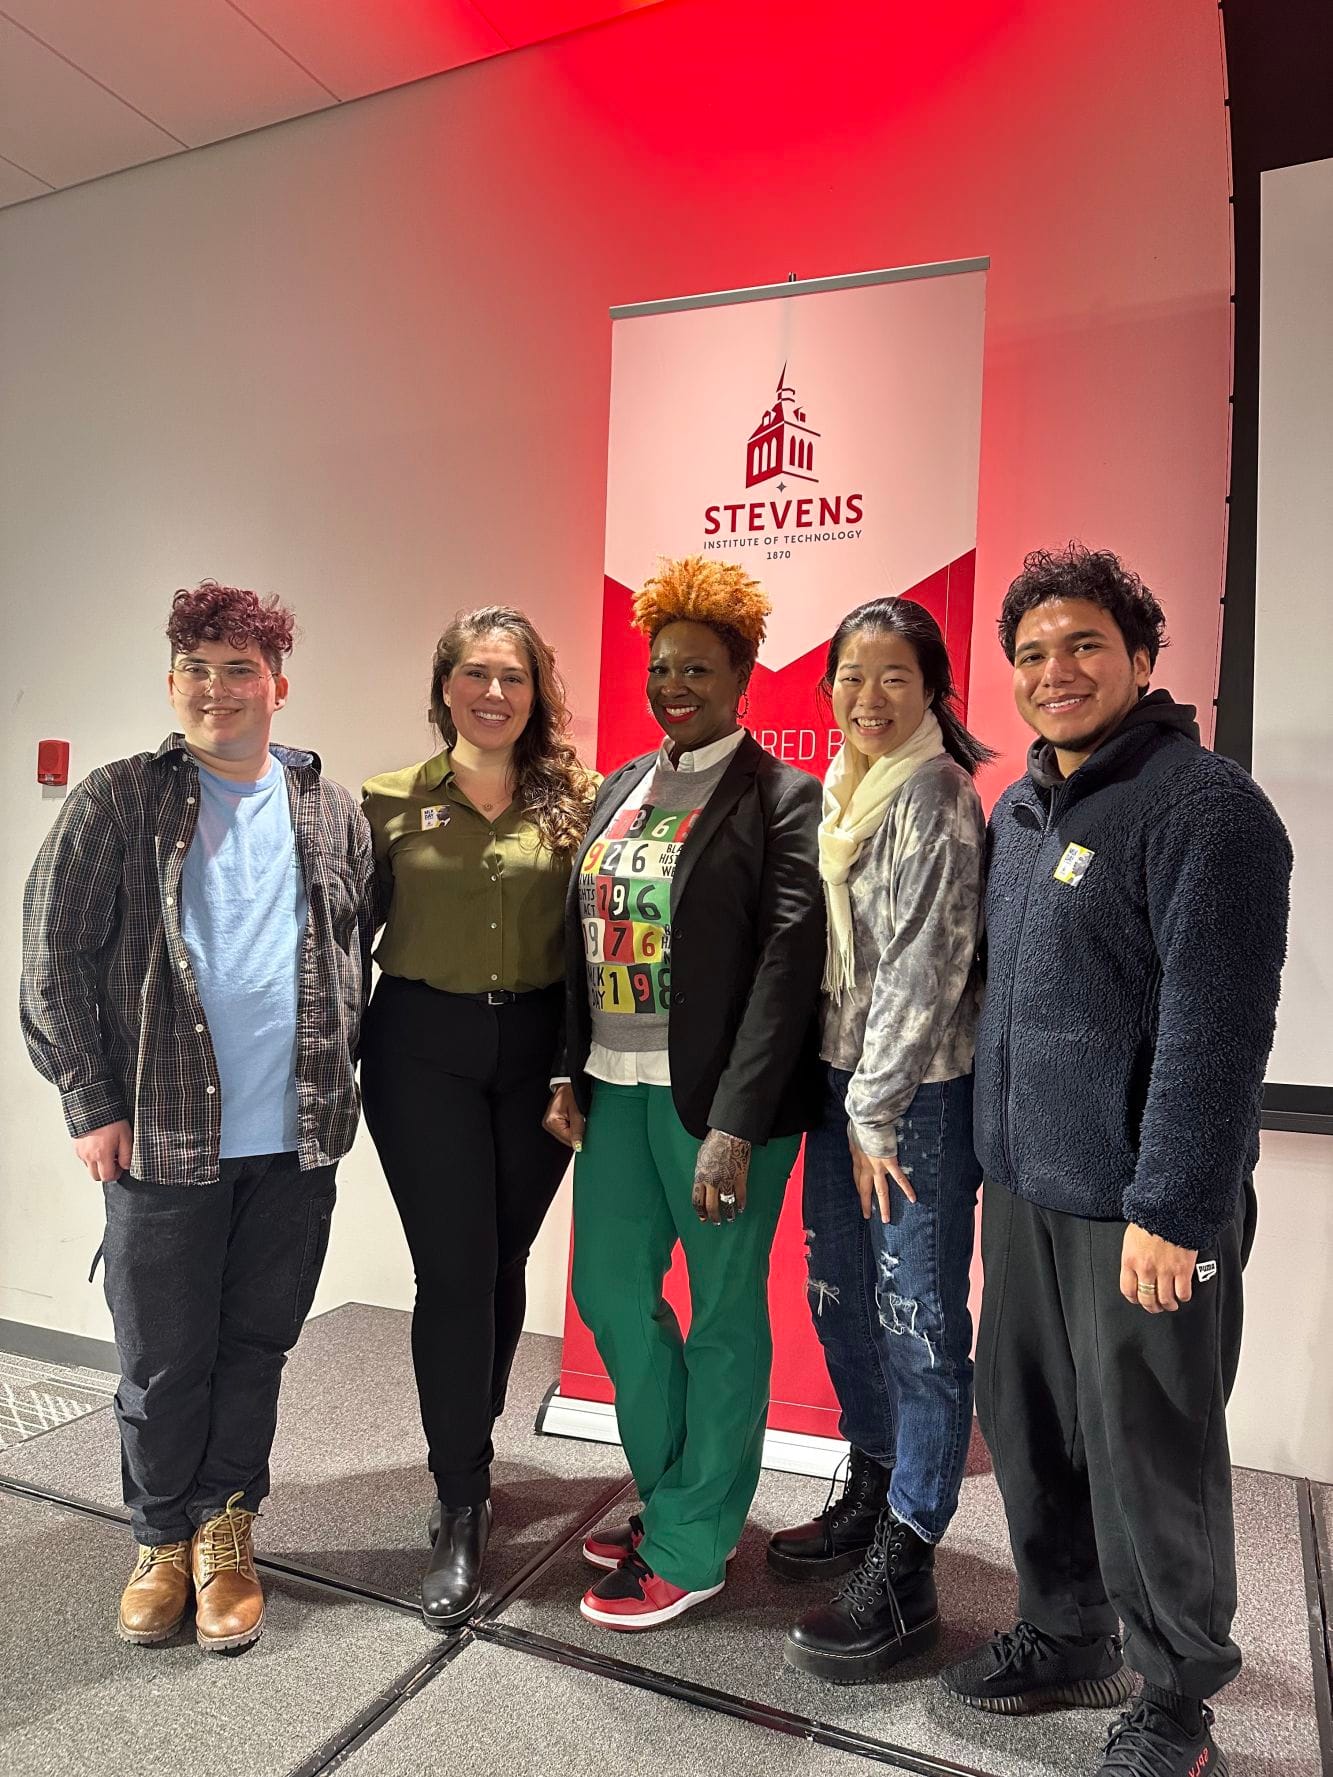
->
<box><xmin>473</xmin><ymin>0</ymin><xmax>661</xmax><ymax>50</ymax></box>
<box><xmin>1</xmin><ymin>0</ymin><xmax>338</xmax><ymax>147</ymax></box>
<box><xmin>0</xmin><ymin>16</ymin><xmax>180</xmax><ymax>189</ymax></box>
<box><xmin>235</xmin><ymin>0</ymin><xmax>507</xmax><ymax>100</ymax></box>
<box><xmin>0</xmin><ymin>153</ymin><xmax>54</xmax><ymax>208</ymax></box>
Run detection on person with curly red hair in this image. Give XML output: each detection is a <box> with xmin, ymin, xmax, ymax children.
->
<box><xmin>22</xmin><ymin>580</ymin><xmax>375</xmax><ymax>1654</ymax></box>
<box><xmin>543</xmin><ymin>556</ymin><xmax>825</xmax><ymax>1630</ymax></box>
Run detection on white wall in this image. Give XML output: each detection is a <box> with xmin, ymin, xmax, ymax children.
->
<box><xmin>1230</xmin><ymin>1132</ymin><xmax>1333</xmax><ymax>1482</ymax></box>
<box><xmin>2</xmin><ymin>0</ymin><xmax>1325</xmax><ymax>1479</ymax></box>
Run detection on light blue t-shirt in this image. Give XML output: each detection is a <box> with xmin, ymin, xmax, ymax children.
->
<box><xmin>182</xmin><ymin>755</ymin><xmax>309</xmax><ymax>1159</ymax></box>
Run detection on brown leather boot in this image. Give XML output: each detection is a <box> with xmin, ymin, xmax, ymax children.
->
<box><xmin>118</xmin><ymin>1540</ymin><xmax>193</xmax><ymax>1643</ymax></box>
<box><xmin>192</xmin><ymin>1492</ymin><xmax>264</xmax><ymax>1652</ymax></box>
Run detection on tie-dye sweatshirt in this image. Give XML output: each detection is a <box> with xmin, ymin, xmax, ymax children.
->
<box><xmin>820</xmin><ymin>753</ymin><xmax>985</xmax><ymax>1159</ymax></box>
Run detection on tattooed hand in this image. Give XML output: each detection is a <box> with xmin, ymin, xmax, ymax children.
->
<box><xmin>692</xmin><ymin>1130</ymin><xmax>752</xmax><ymax>1224</ymax></box>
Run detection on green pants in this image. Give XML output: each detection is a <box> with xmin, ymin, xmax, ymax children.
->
<box><xmin>571</xmin><ymin>1081</ymin><xmax>800</xmax><ymax>1592</ymax></box>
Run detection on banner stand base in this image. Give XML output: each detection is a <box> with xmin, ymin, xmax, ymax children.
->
<box><xmin>534</xmin><ymin>1387</ymin><xmax>850</xmax><ymax>1480</ymax></box>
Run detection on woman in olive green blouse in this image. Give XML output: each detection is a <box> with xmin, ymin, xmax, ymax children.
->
<box><xmin>361</xmin><ymin>606</ymin><xmax>595</xmax><ymax>1629</ymax></box>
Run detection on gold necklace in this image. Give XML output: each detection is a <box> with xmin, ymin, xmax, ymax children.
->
<box><xmin>456</xmin><ymin>766</ymin><xmax>512</xmax><ymax>815</ymax></box>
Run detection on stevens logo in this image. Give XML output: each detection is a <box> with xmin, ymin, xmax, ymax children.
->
<box><xmin>704</xmin><ymin>365</ymin><xmax>863</xmax><ymax>545</ymax></box>
<box><xmin>747</xmin><ymin>363</ymin><xmax>819</xmax><ymax>487</ymax></box>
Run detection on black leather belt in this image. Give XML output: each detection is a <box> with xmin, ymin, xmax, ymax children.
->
<box><xmin>449</xmin><ymin>987</ymin><xmax>545</xmax><ymax>1006</ymax></box>
<box><xmin>380</xmin><ymin>977</ymin><xmax>556</xmax><ymax>1007</ymax></box>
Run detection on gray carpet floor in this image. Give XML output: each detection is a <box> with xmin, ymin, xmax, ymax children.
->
<box><xmin>0</xmin><ymin>1352</ymin><xmax>116</xmax><ymax>1452</ymax></box>
<box><xmin>0</xmin><ymin>1489</ymin><xmax>439</xmax><ymax>1777</ymax></box>
<box><xmin>0</xmin><ymin>1307</ymin><xmax>1324</xmax><ymax>1777</ymax></box>
<box><xmin>0</xmin><ymin>1305</ymin><xmax>630</xmax><ymax>1610</ymax></box>
<box><xmin>489</xmin><ymin>1463</ymin><xmax>1325</xmax><ymax>1777</ymax></box>
<box><xmin>337</xmin><ymin>1638</ymin><xmax>866</xmax><ymax>1777</ymax></box>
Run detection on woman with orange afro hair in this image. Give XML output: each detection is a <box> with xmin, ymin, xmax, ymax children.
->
<box><xmin>543</xmin><ymin>556</ymin><xmax>825</xmax><ymax>1631</ymax></box>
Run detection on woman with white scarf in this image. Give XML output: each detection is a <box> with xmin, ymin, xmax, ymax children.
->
<box><xmin>771</xmin><ymin>596</ymin><xmax>991</xmax><ymax>1686</ymax></box>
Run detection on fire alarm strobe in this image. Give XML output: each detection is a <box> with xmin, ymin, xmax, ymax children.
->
<box><xmin>38</xmin><ymin>739</ymin><xmax>69</xmax><ymax>786</ymax></box>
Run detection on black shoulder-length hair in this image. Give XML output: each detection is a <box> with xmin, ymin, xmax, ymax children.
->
<box><xmin>820</xmin><ymin>597</ymin><xmax>996</xmax><ymax>777</ymax></box>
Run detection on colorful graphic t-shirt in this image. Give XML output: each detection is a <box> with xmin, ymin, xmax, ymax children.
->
<box><xmin>579</xmin><ymin>799</ymin><xmax>699</xmax><ymax>1028</ymax></box>
<box><xmin>580</xmin><ymin>731</ymin><xmax>745</xmax><ymax>1081</ymax></box>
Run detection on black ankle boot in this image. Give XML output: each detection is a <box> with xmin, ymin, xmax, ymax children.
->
<box><xmin>783</xmin><ymin>1510</ymin><xmax>939</xmax><ymax>1683</ymax></box>
<box><xmin>767</xmin><ymin>1448</ymin><xmax>892</xmax><ymax>1580</ymax></box>
<box><xmin>420</xmin><ymin>1500</ymin><xmax>492</xmax><ymax>1630</ymax></box>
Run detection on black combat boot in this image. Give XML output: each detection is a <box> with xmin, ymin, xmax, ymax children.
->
<box><xmin>420</xmin><ymin>1500</ymin><xmax>492</xmax><ymax>1630</ymax></box>
<box><xmin>767</xmin><ymin>1448</ymin><xmax>892</xmax><ymax>1580</ymax></box>
<box><xmin>783</xmin><ymin>1509</ymin><xmax>939</xmax><ymax>1683</ymax></box>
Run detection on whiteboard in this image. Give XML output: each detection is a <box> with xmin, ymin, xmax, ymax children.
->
<box><xmin>1253</xmin><ymin>156</ymin><xmax>1333</xmax><ymax>1092</ymax></box>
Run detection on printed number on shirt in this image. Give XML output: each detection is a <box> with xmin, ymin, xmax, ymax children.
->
<box><xmin>590</xmin><ymin>963</ymin><xmax>670</xmax><ymax>1013</ymax></box>
<box><xmin>633</xmin><ymin>882</ymin><xmax>663</xmax><ymax>921</ymax></box>
<box><xmin>580</xmin><ymin>798</ymin><xmax>692</xmax><ymax>1018</ymax></box>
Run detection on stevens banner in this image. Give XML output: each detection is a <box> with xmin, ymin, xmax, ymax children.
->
<box><xmin>559</xmin><ymin>261</ymin><xmax>988</xmax><ymax>1453</ymax></box>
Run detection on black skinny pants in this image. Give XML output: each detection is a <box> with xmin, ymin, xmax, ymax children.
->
<box><xmin>360</xmin><ymin>975</ymin><xmax>569</xmax><ymax>1504</ymax></box>
<box><xmin>976</xmin><ymin>1180</ymin><xmax>1252</xmax><ymax>1700</ymax></box>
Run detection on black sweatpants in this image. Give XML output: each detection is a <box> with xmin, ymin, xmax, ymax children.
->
<box><xmin>360</xmin><ymin>975</ymin><xmax>569</xmax><ymax>1505</ymax></box>
<box><xmin>975</xmin><ymin>1181</ymin><xmax>1250</xmax><ymax>1699</ymax></box>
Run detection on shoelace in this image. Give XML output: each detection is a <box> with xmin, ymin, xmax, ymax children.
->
<box><xmin>986</xmin><ymin>1618</ymin><xmax>1068</xmax><ymax>1677</ymax></box>
<box><xmin>834</xmin><ymin>1512</ymin><xmax>908</xmax><ymax>1640</ymax></box>
<box><xmin>816</xmin><ymin>1451</ymin><xmax>851</xmax><ymax>1520</ymax></box>
<box><xmin>1100</xmin><ymin>1702</ymin><xmax>1204</xmax><ymax>1777</ymax></box>
<box><xmin>196</xmin><ymin>1490</ymin><xmax>257</xmax><ymax>1577</ymax></box>
<box><xmin>617</xmin><ymin>1551</ymin><xmax>655</xmax><ymax>1597</ymax></box>
<box><xmin>813</xmin><ymin>1449</ymin><xmax>881</xmax><ymax>1531</ymax></box>
<box><xmin>132</xmin><ymin>1540</ymin><xmax>188</xmax><ymax>1578</ymax></box>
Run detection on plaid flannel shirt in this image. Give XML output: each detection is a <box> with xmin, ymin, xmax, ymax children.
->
<box><xmin>21</xmin><ymin>735</ymin><xmax>377</xmax><ymax>1186</ymax></box>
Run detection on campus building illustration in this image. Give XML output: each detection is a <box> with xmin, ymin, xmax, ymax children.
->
<box><xmin>746</xmin><ymin>365</ymin><xmax>821</xmax><ymax>487</ymax></box>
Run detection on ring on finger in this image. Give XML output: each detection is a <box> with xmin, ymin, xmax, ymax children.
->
<box><xmin>1136</xmin><ymin>1282</ymin><xmax>1158</xmax><ymax>1296</ymax></box>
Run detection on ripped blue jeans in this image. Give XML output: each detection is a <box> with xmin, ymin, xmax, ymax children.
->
<box><xmin>803</xmin><ymin>1067</ymin><xmax>981</xmax><ymax>1543</ymax></box>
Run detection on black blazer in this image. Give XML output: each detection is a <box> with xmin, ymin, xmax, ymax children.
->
<box><xmin>563</xmin><ymin>733</ymin><xmax>826</xmax><ymax>1144</ymax></box>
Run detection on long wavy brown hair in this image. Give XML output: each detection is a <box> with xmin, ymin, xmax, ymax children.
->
<box><xmin>429</xmin><ymin>606</ymin><xmax>596</xmax><ymax>857</ymax></box>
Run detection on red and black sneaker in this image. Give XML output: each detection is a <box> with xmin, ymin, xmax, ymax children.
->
<box><xmin>583</xmin><ymin>1515</ymin><xmax>739</xmax><ymax>1573</ymax></box>
<box><xmin>579</xmin><ymin>1552</ymin><xmax>724</xmax><ymax>1630</ymax></box>
<box><xmin>582</xmin><ymin>1514</ymin><xmax>646</xmax><ymax>1571</ymax></box>
<box><xmin>1098</xmin><ymin>1700</ymin><xmax>1229</xmax><ymax>1777</ymax></box>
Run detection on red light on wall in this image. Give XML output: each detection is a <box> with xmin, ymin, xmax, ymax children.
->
<box><xmin>38</xmin><ymin>739</ymin><xmax>69</xmax><ymax>786</ymax></box>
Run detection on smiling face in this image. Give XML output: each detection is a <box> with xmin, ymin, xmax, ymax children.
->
<box><xmin>646</xmin><ymin>619</ymin><xmax>747</xmax><ymax>755</ymax></box>
<box><xmin>1012</xmin><ymin>597</ymin><xmax>1150</xmax><ymax>772</ymax></box>
<box><xmin>441</xmin><ymin>629</ymin><xmax>535</xmax><ymax>754</ymax></box>
<box><xmin>831</xmin><ymin>628</ymin><xmax>932</xmax><ymax>762</ymax></box>
<box><xmin>168</xmin><ymin>638</ymin><xmax>285</xmax><ymax>768</ymax></box>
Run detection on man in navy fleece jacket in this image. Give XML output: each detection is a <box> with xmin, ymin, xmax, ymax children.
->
<box><xmin>941</xmin><ymin>546</ymin><xmax>1290</xmax><ymax>1777</ymax></box>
